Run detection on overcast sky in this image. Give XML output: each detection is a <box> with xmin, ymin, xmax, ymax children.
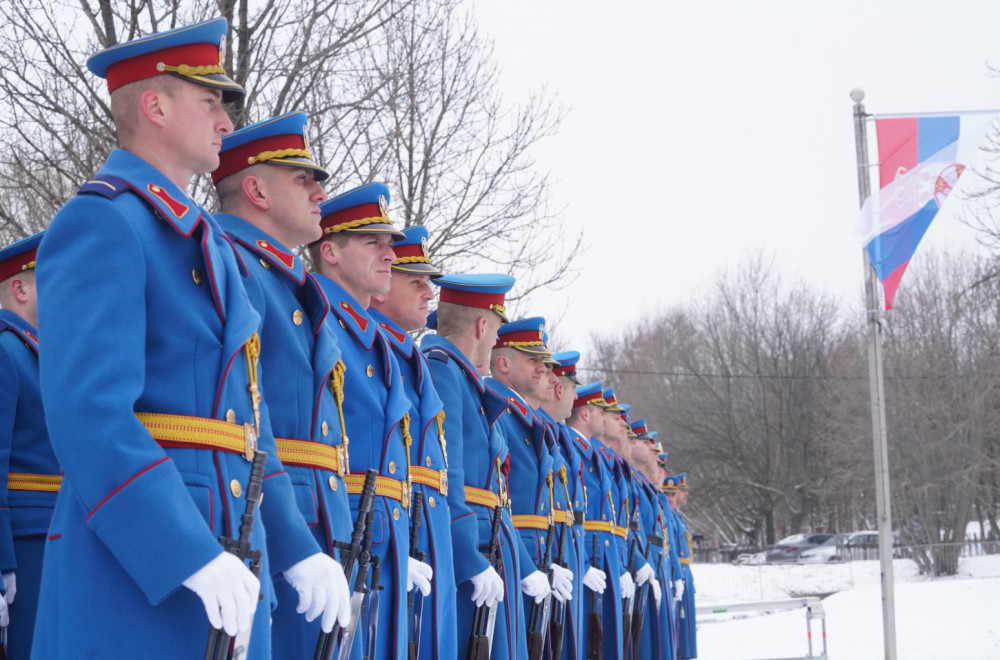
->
<box><xmin>473</xmin><ymin>0</ymin><xmax>1000</xmax><ymax>351</ymax></box>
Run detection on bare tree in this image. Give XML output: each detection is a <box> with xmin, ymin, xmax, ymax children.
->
<box><xmin>881</xmin><ymin>250</ymin><xmax>1000</xmax><ymax>574</ymax></box>
<box><xmin>0</xmin><ymin>0</ymin><xmax>578</xmax><ymax>299</ymax></box>
<box><xmin>591</xmin><ymin>253</ymin><xmax>850</xmax><ymax>548</ymax></box>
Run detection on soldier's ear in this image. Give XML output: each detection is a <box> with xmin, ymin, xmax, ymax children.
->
<box><xmin>241</xmin><ymin>174</ymin><xmax>268</xmax><ymax>210</ymax></box>
<box><xmin>139</xmin><ymin>88</ymin><xmax>168</xmax><ymax>128</ymax></box>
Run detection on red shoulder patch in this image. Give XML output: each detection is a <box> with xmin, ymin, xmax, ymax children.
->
<box><xmin>255</xmin><ymin>240</ymin><xmax>295</xmax><ymax>270</ymax></box>
<box><xmin>146</xmin><ymin>184</ymin><xmax>189</xmax><ymax>218</ymax></box>
<box><xmin>378</xmin><ymin>322</ymin><xmax>407</xmax><ymax>344</ymax></box>
<box><xmin>339</xmin><ymin>301</ymin><xmax>369</xmax><ymax>332</ymax></box>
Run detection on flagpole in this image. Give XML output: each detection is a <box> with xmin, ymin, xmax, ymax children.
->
<box><xmin>851</xmin><ymin>87</ymin><xmax>898</xmax><ymax>660</ymax></box>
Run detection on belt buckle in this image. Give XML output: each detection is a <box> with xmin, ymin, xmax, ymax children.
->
<box><xmin>243</xmin><ymin>423</ymin><xmax>257</xmax><ymax>461</ymax></box>
<box><xmin>439</xmin><ymin>470</ymin><xmax>448</xmax><ymax>496</ymax></box>
<box><xmin>402</xmin><ymin>477</ymin><xmax>411</xmax><ymax>509</ymax></box>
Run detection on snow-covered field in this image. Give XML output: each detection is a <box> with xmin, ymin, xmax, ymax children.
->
<box><xmin>692</xmin><ymin>556</ymin><xmax>1000</xmax><ymax>659</ymax></box>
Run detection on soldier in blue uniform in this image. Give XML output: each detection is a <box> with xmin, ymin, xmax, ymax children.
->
<box><xmin>486</xmin><ymin>318</ymin><xmax>567</xmax><ymax>635</ymax></box>
<box><xmin>0</xmin><ymin>233</ymin><xmax>60</xmax><ymax>660</ymax></box>
<box><xmin>212</xmin><ymin>112</ymin><xmax>355</xmax><ymax>657</ymax></box>
<box><xmin>368</xmin><ymin>225</ymin><xmax>456</xmax><ymax>660</ymax></box>
<box><xmin>309</xmin><ymin>183</ymin><xmax>431</xmax><ymax>660</ymax></box>
<box><xmin>656</xmin><ymin>456</ymin><xmax>683</xmax><ymax>660</ymax></box>
<box><xmin>565</xmin><ymin>383</ymin><xmax>624</xmax><ymax>660</ymax></box>
<box><xmin>664</xmin><ymin>475</ymin><xmax>697</xmax><ymax>659</ymax></box>
<box><xmin>420</xmin><ymin>274</ymin><xmax>533</xmax><ymax>659</ymax></box>
<box><xmin>33</xmin><ymin>18</ymin><xmax>332</xmax><ymax>658</ymax></box>
<box><xmin>626</xmin><ymin>419</ymin><xmax>669</xmax><ymax>660</ymax></box>
<box><xmin>538</xmin><ymin>351</ymin><xmax>588</xmax><ymax>660</ymax></box>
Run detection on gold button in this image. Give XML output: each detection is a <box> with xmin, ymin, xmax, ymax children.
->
<box><xmin>226</xmin><ymin>409</ymin><xmax>236</xmax><ymax>423</ymax></box>
<box><xmin>540</xmin><ymin>537</ymin><xmax>545</xmax><ymax>545</ymax></box>
<box><xmin>428</xmin><ymin>496</ymin><xmax>436</xmax><ymax>508</ymax></box>
<box><xmin>525</xmin><ymin>438</ymin><xmax>530</xmax><ymax>445</ymax></box>
<box><xmin>293</xmin><ymin>310</ymin><xmax>304</xmax><ymax>325</ymax></box>
<box><xmin>339</xmin><ymin>320</ymin><xmax>346</xmax><ymax>329</ymax></box>
<box><xmin>541</xmin><ymin>503</ymin><xmax>546</xmax><ymax>511</ymax></box>
<box><xmin>589</xmin><ymin>467</ymin><xmax>595</xmax><ymax>473</ymax></box>
<box><xmin>366</xmin><ymin>365</ymin><xmax>375</xmax><ymax>378</ymax></box>
<box><xmin>480</xmin><ymin>407</ymin><xmax>484</xmax><ymax>414</ymax></box>
<box><xmin>393</xmin><ymin>508</ymin><xmax>400</xmax><ymax>520</ymax></box>
<box><xmin>321</xmin><ymin>421</ymin><xmax>329</xmax><ymax>436</ymax></box>
<box><xmin>575</xmin><ymin>500</ymin><xmax>580</xmax><ymax>507</ymax></box>
<box><xmin>150</xmin><ymin>185</ymin><xmax>161</xmax><ymax>192</ymax></box>
<box><xmin>259</xmin><ymin>258</ymin><xmax>271</xmax><ymax>270</ymax></box>
<box><xmin>191</xmin><ymin>268</ymin><xmax>203</xmax><ymax>285</ymax></box>
<box><xmin>388</xmin><ymin>461</ymin><xmax>396</xmax><ymax>474</ymax></box>
<box><xmin>230</xmin><ymin>479</ymin><xmax>243</xmax><ymax>498</ymax></box>
<box><xmin>605</xmin><ymin>539</ymin><xmax>610</xmax><ymax>547</ymax></box>
<box><xmin>425</xmin><ymin>456</ymin><xmax>432</xmax><ymax>467</ymax></box>
<box><xmin>603</xmin><ymin>515</ymin><xmax>607</xmax><ymax>521</ymax></box>
<box><xmin>329</xmin><ymin>476</ymin><xmax>338</xmax><ymax>491</ymax></box>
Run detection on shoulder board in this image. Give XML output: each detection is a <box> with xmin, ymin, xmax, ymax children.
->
<box><xmin>425</xmin><ymin>347</ymin><xmax>451</xmax><ymax>363</ymax></box>
<box><xmin>78</xmin><ymin>175</ymin><xmax>129</xmax><ymax>199</ymax></box>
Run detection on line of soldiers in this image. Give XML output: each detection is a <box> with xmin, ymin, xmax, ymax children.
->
<box><xmin>0</xmin><ymin>16</ymin><xmax>697</xmax><ymax>660</ymax></box>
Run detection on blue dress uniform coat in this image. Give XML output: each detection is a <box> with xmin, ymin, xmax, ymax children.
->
<box><xmin>420</xmin><ymin>335</ymin><xmax>531</xmax><ymax>660</ymax></box>
<box><xmin>485</xmin><ymin>380</ymin><xmax>555</xmax><ymax>578</ymax></box>
<box><xmin>218</xmin><ymin>214</ymin><xmax>354</xmax><ymax>659</ymax></box>
<box><xmin>568</xmin><ymin>429</ymin><xmax>624</xmax><ymax>660</ymax></box>
<box><xmin>32</xmin><ymin>150</ymin><xmax>322</xmax><ymax>658</ymax></box>
<box><xmin>314</xmin><ymin>274</ymin><xmax>411</xmax><ymax>660</ymax></box>
<box><xmin>0</xmin><ymin>311</ymin><xmax>59</xmax><ymax>660</ymax></box>
<box><xmin>671</xmin><ymin>508</ymin><xmax>697</xmax><ymax>659</ymax></box>
<box><xmin>660</xmin><ymin>493</ymin><xmax>683</xmax><ymax>660</ymax></box>
<box><xmin>537</xmin><ymin>411</ymin><xmax>584</xmax><ymax>660</ymax></box>
<box><xmin>369</xmin><ymin>309</ymin><xmax>457</xmax><ymax>660</ymax></box>
<box><xmin>633</xmin><ymin>472</ymin><xmax>674</xmax><ymax>660</ymax></box>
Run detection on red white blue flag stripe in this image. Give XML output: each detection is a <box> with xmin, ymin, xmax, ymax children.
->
<box><xmin>857</xmin><ymin>110</ymin><xmax>997</xmax><ymax>309</ymax></box>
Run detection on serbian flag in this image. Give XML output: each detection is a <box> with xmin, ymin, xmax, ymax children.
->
<box><xmin>857</xmin><ymin>110</ymin><xmax>997</xmax><ymax>309</ymax></box>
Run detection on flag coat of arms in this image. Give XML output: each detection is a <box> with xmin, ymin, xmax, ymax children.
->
<box><xmin>857</xmin><ymin>110</ymin><xmax>997</xmax><ymax>309</ymax></box>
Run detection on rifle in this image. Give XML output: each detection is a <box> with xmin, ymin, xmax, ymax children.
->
<box><xmin>527</xmin><ymin>522</ymin><xmax>556</xmax><ymax>660</ymax></box>
<box><xmin>630</xmin><ymin>537</ymin><xmax>657</xmax><ymax>659</ymax></box>
<box><xmin>313</xmin><ymin>468</ymin><xmax>379</xmax><ymax>660</ymax></box>
<box><xmin>407</xmin><ymin>491</ymin><xmax>426</xmax><ymax>660</ymax></box>
<box><xmin>466</xmin><ymin>502</ymin><xmax>504</xmax><ymax>660</ymax></box>
<box><xmin>549</xmin><ymin>520</ymin><xmax>569</xmax><ymax>660</ymax></box>
<box><xmin>364</xmin><ymin>554</ymin><xmax>383</xmax><ymax>660</ymax></box>
<box><xmin>205</xmin><ymin>450</ymin><xmax>267</xmax><ymax>660</ymax></box>
<box><xmin>585</xmin><ymin>533</ymin><xmax>603</xmax><ymax>660</ymax></box>
<box><xmin>622</xmin><ymin>520</ymin><xmax>638</xmax><ymax>660</ymax></box>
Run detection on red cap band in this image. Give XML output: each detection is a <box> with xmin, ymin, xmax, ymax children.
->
<box><xmin>439</xmin><ymin>288</ymin><xmax>507</xmax><ymax>310</ymax></box>
<box><xmin>0</xmin><ymin>248</ymin><xmax>37</xmax><ymax>282</ymax></box>
<box><xmin>213</xmin><ymin>133</ymin><xmax>306</xmax><ymax>183</ymax></box>
<box><xmin>105</xmin><ymin>42</ymin><xmax>220</xmax><ymax>93</ymax></box>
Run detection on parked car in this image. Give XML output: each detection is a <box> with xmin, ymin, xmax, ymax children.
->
<box><xmin>797</xmin><ymin>531</ymin><xmax>881</xmax><ymax>563</ymax></box>
<box><xmin>765</xmin><ymin>533</ymin><xmax>834</xmax><ymax>563</ymax></box>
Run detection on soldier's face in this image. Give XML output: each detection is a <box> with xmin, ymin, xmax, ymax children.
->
<box><xmin>167</xmin><ymin>83</ymin><xmax>232</xmax><ymax>175</ymax></box>
<box><xmin>506</xmin><ymin>351</ymin><xmax>549</xmax><ymax>399</ymax></box>
<box><xmin>677</xmin><ymin>489</ymin><xmax>689</xmax><ymax>506</ymax></box>
<box><xmin>374</xmin><ymin>273</ymin><xmax>435</xmax><ymax>332</ymax></box>
<box><xmin>265</xmin><ymin>166</ymin><xmax>327</xmax><ymax>246</ymax></box>
<box><xmin>329</xmin><ymin>233</ymin><xmax>395</xmax><ymax>302</ymax></box>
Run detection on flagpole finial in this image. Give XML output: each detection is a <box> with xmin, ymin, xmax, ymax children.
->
<box><xmin>850</xmin><ymin>88</ymin><xmax>865</xmax><ymax>103</ymax></box>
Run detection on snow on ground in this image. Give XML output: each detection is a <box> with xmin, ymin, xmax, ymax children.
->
<box><xmin>691</xmin><ymin>557</ymin><xmax>1000</xmax><ymax>659</ymax></box>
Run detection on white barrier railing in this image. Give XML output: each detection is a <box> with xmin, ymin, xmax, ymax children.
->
<box><xmin>696</xmin><ymin>597</ymin><xmax>827</xmax><ymax>660</ymax></box>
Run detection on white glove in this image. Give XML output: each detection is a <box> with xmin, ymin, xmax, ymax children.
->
<box><xmin>408</xmin><ymin>556</ymin><xmax>434</xmax><ymax>596</ymax></box>
<box><xmin>649</xmin><ymin>577</ymin><xmax>662</xmax><ymax>608</ymax></box>
<box><xmin>673</xmin><ymin>579</ymin><xmax>685</xmax><ymax>602</ymax></box>
<box><xmin>634</xmin><ymin>561</ymin><xmax>655</xmax><ymax>587</ymax></box>
<box><xmin>283</xmin><ymin>552</ymin><xmax>351</xmax><ymax>631</ymax></box>
<box><xmin>583</xmin><ymin>566</ymin><xmax>607</xmax><ymax>594</ymax></box>
<box><xmin>619</xmin><ymin>571</ymin><xmax>635</xmax><ymax>600</ymax></box>
<box><xmin>2</xmin><ymin>572</ymin><xmax>15</xmax><ymax>604</ymax></box>
<box><xmin>183</xmin><ymin>552</ymin><xmax>260</xmax><ymax>637</ymax></box>
<box><xmin>520</xmin><ymin>570</ymin><xmax>552</xmax><ymax>604</ymax></box>
<box><xmin>550</xmin><ymin>563</ymin><xmax>573</xmax><ymax>603</ymax></box>
<box><xmin>470</xmin><ymin>566</ymin><xmax>505</xmax><ymax>607</ymax></box>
